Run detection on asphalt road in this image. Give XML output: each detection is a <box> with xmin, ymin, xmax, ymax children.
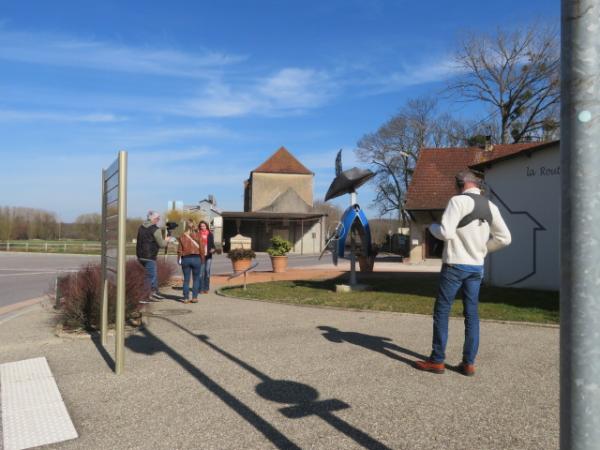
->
<box><xmin>0</xmin><ymin>252</ymin><xmax>328</xmax><ymax>309</ymax></box>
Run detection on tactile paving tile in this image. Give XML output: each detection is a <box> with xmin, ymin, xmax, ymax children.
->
<box><xmin>2</xmin><ymin>403</ymin><xmax>78</xmax><ymax>450</ymax></box>
<box><xmin>0</xmin><ymin>357</ymin><xmax>52</xmax><ymax>383</ymax></box>
<box><xmin>2</xmin><ymin>378</ymin><xmax>63</xmax><ymax>410</ymax></box>
<box><xmin>1</xmin><ymin>357</ymin><xmax>78</xmax><ymax>450</ymax></box>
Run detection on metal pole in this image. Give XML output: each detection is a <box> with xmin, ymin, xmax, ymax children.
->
<box><xmin>54</xmin><ymin>275</ymin><xmax>61</xmax><ymax>309</ymax></box>
<box><xmin>301</xmin><ymin>219</ymin><xmax>304</xmax><ymax>255</ymax></box>
<box><xmin>561</xmin><ymin>1</ymin><xmax>600</xmax><ymax>448</ymax></box>
<box><xmin>100</xmin><ymin>169</ymin><xmax>108</xmax><ymax>346</ymax></box>
<box><xmin>349</xmin><ymin>230</ymin><xmax>357</xmax><ymax>286</ymax></box>
<box><xmin>115</xmin><ymin>150</ymin><xmax>127</xmax><ymax>375</ymax></box>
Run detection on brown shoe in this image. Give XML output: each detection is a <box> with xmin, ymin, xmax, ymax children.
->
<box><xmin>457</xmin><ymin>361</ymin><xmax>475</xmax><ymax>376</ymax></box>
<box><xmin>182</xmin><ymin>299</ymin><xmax>191</xmax><ymax>304</ymax></box>
<box><xmin>414</xmin><ymin>359</ymin><xmax>445</xmax><ymax>374</ymax></box>
<box><xmin>190</xmin><ymin>298</ymin><xmax>199</xmax><ymax>303</ymax></box>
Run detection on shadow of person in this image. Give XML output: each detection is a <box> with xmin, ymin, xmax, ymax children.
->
<box><xmin>317</xmin><ymin>326</ymin><xmax>428</xmax><ymax>367</ymax></box>
<box><xmin>159</xmin><ymin>292</ymin><xmax>183</xmax><ymax>302</ymax></box>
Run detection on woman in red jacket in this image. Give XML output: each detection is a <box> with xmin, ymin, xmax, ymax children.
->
<box><xmin>198</xmin><ymin>220</ymin><xmax>216</xmax><ymax>293</ymax></box>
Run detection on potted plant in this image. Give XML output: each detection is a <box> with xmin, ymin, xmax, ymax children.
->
<box><xmin>227</xmin><ymin>248</ymin><xmax>256</xmax><ymax>272</ymax></box>
<box><xmin>266</xmin><ymin>236</ymin><xmax>293</xmax><ymax>273</ymax></box>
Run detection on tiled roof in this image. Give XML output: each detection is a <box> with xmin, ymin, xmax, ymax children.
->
<box><xmin>405</xmin><ymin>142</ymin><xmax>543</xmax><ymax>210</ymax></box>
<box><xmin>253</xmin><ymin>146</ymin><xmax>313</xmax><ymax>175</ymax></box>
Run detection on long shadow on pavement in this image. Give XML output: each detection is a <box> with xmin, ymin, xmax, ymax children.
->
<box><xmin>317</xmin><ymin>325</ymin><xmax>428</xmax><ymax>368</ymax></box>
<box><xmin>91</xmin><ymin>335</ymin><xmax>116</xmax><ymax>372</ymax></box>
<box><xmin>126</xmin><ymin>327</ymin><xmax>301</xmax><ymax>450</ymax></box>
<box><xmin>151</xmin><ymin>315</ymin><xmax>392</xmax><ymax>450</ymax></box>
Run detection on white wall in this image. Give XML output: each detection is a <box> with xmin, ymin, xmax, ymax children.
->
<box><xmin>484</xmin><ymin>143</ymin><xmax>560</xmax><ymax>290</ymax></box>
<box><xmin>291</xmin><ymin>219</ymin><xmax>323</xmax><ymax>254</ymax></box>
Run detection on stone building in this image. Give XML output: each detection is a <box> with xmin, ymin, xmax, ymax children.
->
<box><xmin>223</xmin><ymin>147</ymin><xmax>326</xmax><ymax>253</ymax></box>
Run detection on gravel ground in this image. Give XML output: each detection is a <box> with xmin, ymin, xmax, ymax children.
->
<box><xmin>0</xmin><ymin>288</ymin><xmax>558</xmax><ymax>450</ymax></box>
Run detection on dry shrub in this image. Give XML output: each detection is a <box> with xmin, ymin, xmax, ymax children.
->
<box><xmin>58</xmin><ymin>259</ymin><xmax>175</xmax><ymax>330</ymax></box>
<box><xmin>157</xmin><ymin>259</ymin><xmax>176</xmax><ymax>286</ymax></box>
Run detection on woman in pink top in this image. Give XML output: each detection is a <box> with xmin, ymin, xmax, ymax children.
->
<box><xmin>198</xmin><ymin>221</ymin><xmax>216</xmax><ymax>293</ymax></box>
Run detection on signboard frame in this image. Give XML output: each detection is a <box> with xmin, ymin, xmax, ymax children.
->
<box><xmin>100</xmin><ymin>150</ymin><xmax>127</xmax><ymax>375</ymax></box>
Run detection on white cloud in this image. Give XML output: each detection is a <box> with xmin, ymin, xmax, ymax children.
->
<box><xmin>130</xmin><ymin>147</ymin><xmax>213</xmax><ymax>163</ymax></box>
<box><xmin>360</xmin><ymin>55</ymin><xmax>463</xmax><ymax>94</ymax></box>
<box><xmin>0</xmin><ymin>28</ymin><xmax>246</xmax><ymax>78</ymax></box>
<box><xmin>258</xmin><ymin>68</ymin><xmax>333</xmax><ymax>109</ymax></box>
<box><xmin>181</xmin><ymin>67</ymin><xmax>336</xmax><ymax>118</ymax></box>
<box><xmin>0</xmin><ymin>109</ymin><xmax>122</xmax><ymax>123</ymax></box>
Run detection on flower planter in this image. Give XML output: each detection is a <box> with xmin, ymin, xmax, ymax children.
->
<box><xmin>270</xmin><ymin>255</ymin><xmax>288</xmax><ymax>273</ymax></box>
<box><xmin>232</xmin><ymin>258</ymin><xmax>253</xmax><ymax>273</ymax></box>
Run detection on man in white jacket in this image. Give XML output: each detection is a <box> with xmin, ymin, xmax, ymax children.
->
<box><xmin>415</xmin><ymin>170</ymin><xmax>511</xmax><ymax>376</ymax></box>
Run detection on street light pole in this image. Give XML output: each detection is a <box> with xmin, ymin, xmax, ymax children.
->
<box><xmin>560</xmin><ymin>1</ymin><xmax>600</xmax><ymax>448</ymax></box>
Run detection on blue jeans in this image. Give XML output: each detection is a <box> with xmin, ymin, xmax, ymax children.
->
<box><xmin>431</xmin><ymin>264</ymin><xmax>483</xmax><ymax>365</ymax></box>
<box><xmin>181</xmin><ymin>255</ymin><xmax>202</xmax><ymax>299</ymax></box>
<box><xmin>201</xmin><ymin>257</ymin><xmax>212</xmax><ymax>291</ymax></box>
<box><xmin>139</xmin><ymin>259</ymin><xmax>158</xmax><ymax>292</ymax></box>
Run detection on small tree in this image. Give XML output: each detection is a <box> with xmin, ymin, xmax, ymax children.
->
<box><xmin>266</xmin><ymin>236</ymin><xmax>293</xmax><ymax>257</ymax></box>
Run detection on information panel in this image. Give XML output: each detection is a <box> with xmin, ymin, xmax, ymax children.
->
<box><xmin>100</xmin><ymin>150</ymin><xmax>127</xmax><ymax>375</ymax></box>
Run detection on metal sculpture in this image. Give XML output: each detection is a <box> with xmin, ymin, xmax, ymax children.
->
<box><xmin>320</xmin><ymin>150</ymin><xmax>374</xmax><ymax>285</ymax></box>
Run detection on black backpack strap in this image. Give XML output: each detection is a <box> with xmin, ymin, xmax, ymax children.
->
<box><xmin>457</xmin><ymin>193</ymin><xmax>493</xmax><ymax>228</ymax></box>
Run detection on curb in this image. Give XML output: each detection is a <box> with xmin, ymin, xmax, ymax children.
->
<box><xmin>215</xmin><ymin>286</ymin><xmax>559</xmax><ymax>329</ymax></box>
<box><xmin>0</xmin><ymin>296</ymin><xmax>47</xmax><ymax>324</ymax></box>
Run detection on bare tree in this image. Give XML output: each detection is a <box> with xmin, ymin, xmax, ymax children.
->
<box><xmin>74</xmin><ymin>213</ymin><xmax>102</xmax><ymax>241</ymax></box>
<box><xmin>355</xmin><ymin>97</ymin><xmax>461</xmax><ymax>223</ymax></box>
<box><xmin>0</xmin><ymin>206</ymin><xmax>58</xmax><ymax>240</ymax></box>
<box><xmin>311</xmin><ymin>199</ymin><xmax>343</xmax><ymax>232</ymax></box>
<box><xmin>448</xmin><ymin>24</ymin><xmax>559</xmax><ymax>143</ymax></box>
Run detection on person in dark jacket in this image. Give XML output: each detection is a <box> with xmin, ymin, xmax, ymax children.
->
<box><xmin>198</xmin><ymin>220</ymin><xmax>216</xmax><ymax>293</ymax></box>
<box><xmin>136</xmin><ymin>210</ymin><xmax>172</xmax><ymax>301</ymax></box>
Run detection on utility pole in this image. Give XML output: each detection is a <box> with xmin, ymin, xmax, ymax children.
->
<box><xmin>560</xmin><ymin>1</ymin><xmax>600</xmax><ymax>448</ymax></box>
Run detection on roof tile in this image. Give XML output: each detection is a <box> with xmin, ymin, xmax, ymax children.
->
<box><xmin>253</xmin><ymin>147</ymin><xmax>313</xmax><ymax>175</ymax></box>
<box><xmin>405</xmin><ymin>142</ymin><xmax>542</xmax><ymax>210</ymax></box>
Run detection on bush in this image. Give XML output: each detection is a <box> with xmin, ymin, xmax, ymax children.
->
<box><xmin>226</xmin><ymin>248</ymin><xmax>256</xmax><ymax>261</ymax></box>
<box><xmin>57</xmin><ymin>259</ymin><xmax>175</xmax><ymax>330</ymax></box>
<box><xmin>266</xmin><ymin>235</ymin><xmax>293</xmax><ymax>256</ymax></box>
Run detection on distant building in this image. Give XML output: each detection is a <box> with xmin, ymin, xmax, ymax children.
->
<box><xmin>405</xmin><ymin>140</ymin><xmax>559</xmax><ymax>290</ymax></box>
<box><xmin>244</xmin><ymin>146</ymin><xmax>313</xmax><ymax>213</ymax></box>
<box><xmin>223</xmin><ymin>147</ymin><xmax>325</xmax><ymax>253</ymax></box>
<box><xmin>185</xmin><ymin>195</ymin><xmax>223</xmax><ymax>249</ymax></box>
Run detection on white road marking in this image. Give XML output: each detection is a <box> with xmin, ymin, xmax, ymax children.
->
<box><xmin>0</xmin><ymin>272</ymin><xmax>58</xmax><ymax>278</ymax></box>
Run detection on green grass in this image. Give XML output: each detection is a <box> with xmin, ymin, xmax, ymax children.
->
<box><xmin>221</xmin><ymin>272</ymin><xmax>559</xmax><ymax>324</ymax></box>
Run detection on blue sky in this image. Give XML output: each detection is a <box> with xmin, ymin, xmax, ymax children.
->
<box><xmin>0</xmin><ymin>0</ymin><xmax>558</xmax><ymax>222</ymax></box>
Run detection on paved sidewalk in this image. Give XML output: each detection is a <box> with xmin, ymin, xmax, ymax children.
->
<box><xmin>0</xmin><ymin>280</ymin><xmax>558</xmax><ymax>449</ymax></box>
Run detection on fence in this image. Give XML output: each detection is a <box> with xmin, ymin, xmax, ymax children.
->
<box><xmin>0</xmin><ymin>241</ymin><xmax>178</xmax><ymax>255</ymax></box>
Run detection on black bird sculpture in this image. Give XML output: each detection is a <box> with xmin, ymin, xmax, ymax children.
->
<box><xmin>324</xmin><ymin>150</ymin><xmax>375</xmax><ymax>201</ymax></box>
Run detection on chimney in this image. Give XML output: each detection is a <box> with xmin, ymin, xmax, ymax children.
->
<box><xmin>484</xmin><ymin>135</ymin><xmax>494</xmax><ymax>152</ymax></box>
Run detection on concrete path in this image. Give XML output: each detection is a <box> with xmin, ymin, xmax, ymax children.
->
<box><xmin>0</xmin><ymin>288</ymin><xmax>558</xmax><ymax>449</ymax></box>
